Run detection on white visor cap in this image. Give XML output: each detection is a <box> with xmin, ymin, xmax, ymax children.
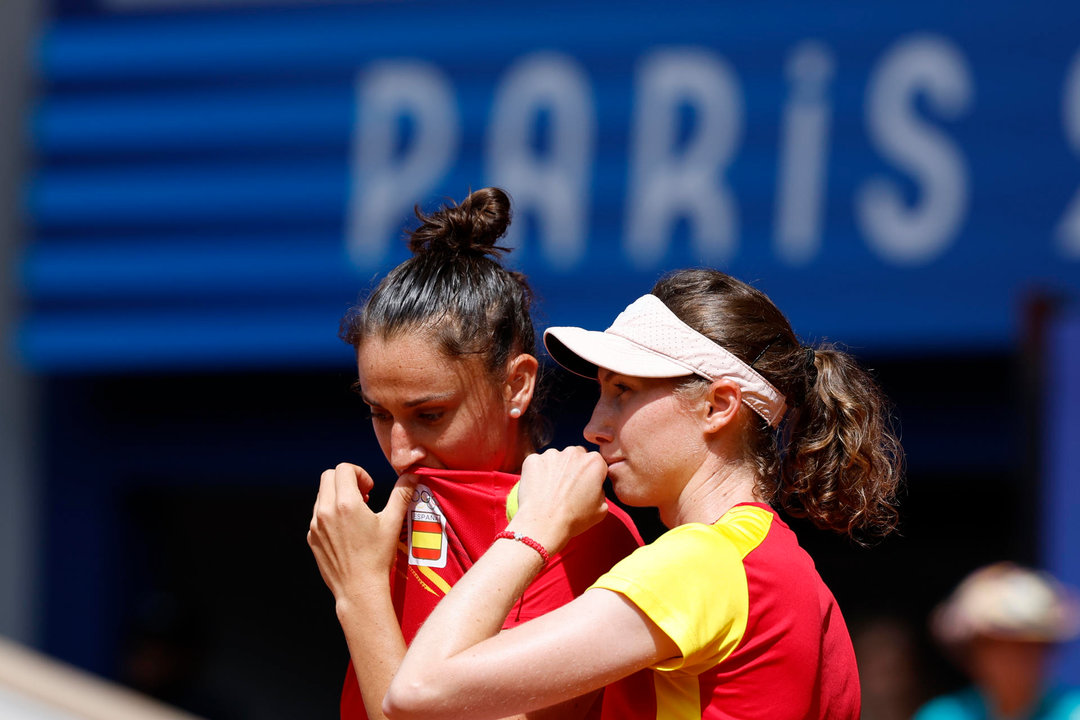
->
<box><xmin>544</xmin><ymin>294</ymin><xmax>788</xmax><ymax>428</ymax></box>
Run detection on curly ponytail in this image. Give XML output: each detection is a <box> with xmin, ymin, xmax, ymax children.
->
<box><xmin>781</xmin><ymin>345</ymin><xmax>903</xmax><ymax>539</ymax></box>
<box><xmin>652</xmin><ymin>269</ymin><xmax>902</xmax><ymax>541</ymax></box>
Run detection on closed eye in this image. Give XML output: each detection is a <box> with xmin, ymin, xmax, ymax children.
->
<box><xmin>365</xmin><ymin>406</ymin><xmax>391</xmax><ymax>423</ymax></box>
<box><xmin>602</xmin><ymin>380</ymin><xmax>632</xmax><ymax>399</ymax></box>
<box><xmin>416</xmin><ymin>409</ymin><xmax>445</xmax><ymax>423</ymax></box>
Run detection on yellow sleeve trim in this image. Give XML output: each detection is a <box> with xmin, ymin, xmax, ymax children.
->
<box><xmin>591</xmin><ymin>505</ymin><xmax>774</xmax><ymax>674</ymax></box>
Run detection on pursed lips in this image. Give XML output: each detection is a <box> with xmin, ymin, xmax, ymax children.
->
<box><xmin>601</xmin><ymin>454</ymin><xmax>625</xmax><ymax>469</ymax></box>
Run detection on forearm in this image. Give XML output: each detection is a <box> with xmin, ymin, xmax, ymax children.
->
<box><xmin>384</xmin><ymin>538</ymin><xmax>549</xmax><ymax>719</ymax></box>
<box><xmin>385</xmin><ymin>581</ymin><xmax>671</xmax><ymax>720</ymax></box>
<box><xmin>411</xmin><ymin>536</ymin><xmax>542</xmax><ymax>662</ymax></box>
<box><xmin>338</xmin><ymin>583</ymin><xmax>407</xmax><ymax>720</ymax></box>
<box><xmin>308</xmin><ymin>468</ymin><xmax>424</xmax><ymax>719</ymax></box>
<box><xmin>341</xmin><ymin>573</ymin><xmax>562</xmax><ymax>720</ymax></box>
<box><xmin>385</xmin><ymin>448</ymin><xmax>623</xmax><ymax>720</ymax></box>
<box><xmin>397</xmin><ymin>445</ymin><xmax>603</xmax><ymax>665</ymax></box>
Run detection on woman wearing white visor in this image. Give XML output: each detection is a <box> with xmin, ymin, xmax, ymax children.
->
<box><xmin>384</xmin><ymin>269</ymin><xmax>903</xmax><ymax>720</ymax></box>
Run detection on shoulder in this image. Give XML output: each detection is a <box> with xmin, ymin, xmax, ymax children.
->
<box><xmin>620</xmin><ymin>504</ymin><xmax>779</xmax><ymax>565</ymax></box>
<box><xmin>712</xmin><ymin>504</ymin><xmax>776</xmax><ymax>555</ymax></box>
<box><xmin>645</xmin><ymin>521</ymin><xmax>745</xmax><ymax>560</ymax></box>
<box><xmin>592</xmin><ymin>505</ymin><xmax>783</xmax><ymax>599</ymax></box>
<box><xmin>594</xmin><ymin>521</ymin><xmax>750</xmax><ymax>602</ymax></box>
<box><xmin>590</xmin><ymin>522</ymin><xmax>758</xmax><ymax>673</ymax></box>
<box><xmin>641</xmin><ymin>504</ymin><xmax>775</xmax><ymax>564</ymax></box>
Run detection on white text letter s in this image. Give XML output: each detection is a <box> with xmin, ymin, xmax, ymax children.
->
<box><xmin>857</xmin><ymin>34</ymin><xmax>973</xmax><ymax>265</ymax></box>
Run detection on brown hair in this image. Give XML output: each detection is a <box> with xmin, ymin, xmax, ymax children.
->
<box><xmin>340</xmin><ymin>187</ymin><xmax>549</xmax><ymax>448</ymax></box>
<box><xmin>653</xmin><ymin>268</ymin><xmax>902</xmax><ymax>540</ymax></box>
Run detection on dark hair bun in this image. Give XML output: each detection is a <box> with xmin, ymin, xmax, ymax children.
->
<box><xmin>408</xmin><ymin>187</ymin><xmax>512</xmax><ymax>258</ymax></box>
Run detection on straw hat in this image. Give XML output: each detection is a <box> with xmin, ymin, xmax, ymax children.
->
<box><xmin>932</xmin><ymin>562</ymin><xmax>1080</xmax><ymax>646</ymax></box>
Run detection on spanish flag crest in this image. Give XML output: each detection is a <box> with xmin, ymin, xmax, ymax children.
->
<box><xmin>407</xmin><ymin>483</ymin><xmax>448</xmax><ymax>568</ymax></box>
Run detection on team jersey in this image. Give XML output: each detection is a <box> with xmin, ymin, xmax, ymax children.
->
<box><xmin>341</xmin><ymin>467</ymin><xmax>643</xmax><ymax>719</ymax></box>
<box><xmin>595</xmin><ymin>503</ymin><xmax>860</xmax><ymax>720</ymax></box>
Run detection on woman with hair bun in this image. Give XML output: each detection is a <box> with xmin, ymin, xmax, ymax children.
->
<box><xmin>385</xmin><ymin>268</ymin><xmax>903</xmax><ymax>720</ymax></box>
<box><xmin>307</xmin><ymin>187</ymin><xmax>642</xmax><ymax>720</ymax></box>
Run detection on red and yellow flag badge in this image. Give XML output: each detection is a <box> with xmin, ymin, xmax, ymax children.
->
<box><xmin>407</xmin><ymin>484</ymin><xmax>448</xmax><ymax>568</ymax></box>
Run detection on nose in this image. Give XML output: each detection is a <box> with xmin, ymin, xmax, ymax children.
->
<box><xmin>388</xmin><ymin>421</ymin><xmax>425</xmax><ymax>474</ymax></box>
<box><xmin>583</xmin><ymin>400</ymin><xmax>613</xmax><ymax>447</ymax></box>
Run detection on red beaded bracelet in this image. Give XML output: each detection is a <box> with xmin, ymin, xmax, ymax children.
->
<box><xmin>493</xmin><ymin>530</ymin><xmax>550</xmax><ymax>567</ymax></box>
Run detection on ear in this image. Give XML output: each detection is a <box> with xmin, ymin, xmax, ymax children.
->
<box><xmin>504</xmin><ymin>353</ymin><xmax>539</xmax><ymax>415</ymax></box>
<box><xmin>702</xmin><ymin>378</ymin><xmax>742</xmax><ymax>435</ymax></box>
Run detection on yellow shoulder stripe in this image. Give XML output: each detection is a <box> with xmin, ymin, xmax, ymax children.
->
<box><xmin>713</xmin><ymin>505</ymin><xmax>773</xmax><ymax>558</ymax></box>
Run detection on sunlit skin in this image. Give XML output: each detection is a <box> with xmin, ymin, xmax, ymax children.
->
<box><xmin>308</xmin><ymin>330</ymin><xmax>545</xmax><ymax>720</ymax></box>
<box><xmin>381</xmin><ymin>371</ymin><xmax>768</xmax><ymax>720</ymax></box>
<box><xmin>583</xmin><ymin>370</ymin><xmax>762</xmax><ymax>528</ymax></box>
<box><xmin>356</xmin><ymin>332</ymin><xmax>536</xmax><ymax>475</ymax></box>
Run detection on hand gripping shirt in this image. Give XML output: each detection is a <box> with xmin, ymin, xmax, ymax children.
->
<box><xmin>340</xmin><ymin>467</ymin><xmax>643</xmax><ymax>719</ymax></box>
<box><xmin>595</xmin><ymin>503</ymin><xmax>860</xmax><ymax>720</ymax></box>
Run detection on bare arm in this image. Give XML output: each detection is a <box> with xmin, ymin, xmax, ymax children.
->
<box><xmin>308</xmin><ymin>463</ymin><xmax>598</xmax><ymax>720</ymax></box>
<box><xmin>384</xmin><ymin>546</ymin><xmax>677</xmax><ymax>720</ymax></box>
<box><xmin>308</xmin><ymin>463</ymin><xmax>414</xmax><ymax>720</ymax></box>
<box><xmin>384</xmin><ymin>448</ymin><xmax>680</xmax><ymax>720</ymax></box>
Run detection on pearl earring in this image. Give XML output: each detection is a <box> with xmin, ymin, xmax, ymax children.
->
<box><xmin>510</xmin><ymin>407</ymin><xmax>522</xmax><ymax>419</ymax></box>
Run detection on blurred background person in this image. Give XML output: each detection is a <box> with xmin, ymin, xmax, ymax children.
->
<box><xmin>913</xmin><ymin>562</ymin><xmax>1080</xmax><ymax>720</ymax></box>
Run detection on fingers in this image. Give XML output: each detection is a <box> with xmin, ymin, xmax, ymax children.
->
<box><xmin>311</xmin><ymin>463</ymin><xmax>406</xmax><ymax>538</ymax></box>
<box><xmin>520</xmin><ymin>446</ymin><xmax>608</xmax><ymax>488</ymax></box>
<box><xmin>523</xmin><ymin>445</ymin><xmax>604</xmax><ymax>465</ymax></box>
<box><xmin>311</xmin><ymin>466</ymin><xmax>338</xmax><ymax>532</ymax></box>
<box><xmin>381</xmin><ymin>473</ymin><xmax>419</xmax><ymax>527</ymax></box>
<box><xmin>310</xmin><ymin>464</ymin><xmax>368</xmax><ymax>544</ymax></box>
<box><xmin>354</xmin><ymin>464</ymin><xmax>376</xmax><ymax>500</ymax></box>
<box><xmin>510</xmin><ymin>447</ymin><xmax>610</xmax><ymax>555</ymax></box>
<box><xmin>308</xmin><ymin>464</ymin><xmax>401</xmax><ymax>599</ymax></box>
<box><xmin>517</xmin><ymin>446</ymin><xmax>609</xmax><ymax>514</ymax></box>
<box><xmin>333</xmin><ymin>462</ymin><xmax>372</xmax><ymax>503</ymax></box>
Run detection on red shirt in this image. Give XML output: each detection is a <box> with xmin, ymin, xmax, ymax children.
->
<box><xmin>340</xmin><ymin>467</ymin><xmax>643</xmax><ymax>719</ymax></box>
<box><xmin>596</xmin><ymin>504</ymin><xmax>859</xmax><ymax>720</ymax></box>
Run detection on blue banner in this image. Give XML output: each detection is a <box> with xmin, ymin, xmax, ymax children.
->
<box><xmin>1044</xmin><ymin>307</ymin><xmax>1080</xmax><ymax>685</ymax></box>
<box><xmin>20</xmin><ymin>0</ymin><xmax>1080</xmax><ymax>370</ymax></box>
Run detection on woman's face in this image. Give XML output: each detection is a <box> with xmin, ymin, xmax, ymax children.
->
<box><xmin>967</xmin><ymin>637</ymin><xmax>1050</xmax><ymax>701</ymax></box>
<box><xmin>355</xmin><ymin>333</ymin><xmax>521</xmax><ymax>474</ymax></box>
<box><xmin>583</xmin><ymin>370</ymin><xmax>707</xmax><ymax>511</ymax></box>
